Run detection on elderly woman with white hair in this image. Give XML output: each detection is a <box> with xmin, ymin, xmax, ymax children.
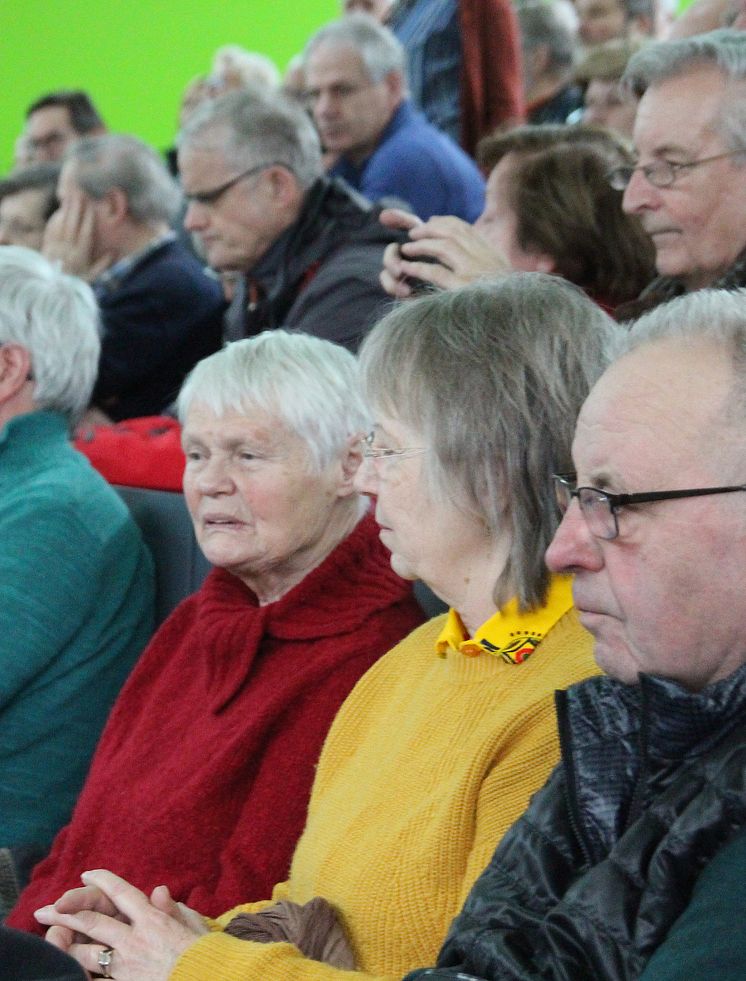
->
<box><xmin>10</xmin><ymin>330</ymin><xmax>422</xmax><ymax>931</ymax></box>
<box><xmin>34</xmin><ymin>274</ymin><xmax>620</xmax><ymax>981</ymax></box>
<box><xmin>0</xmin><ymin>246</ymin><xmax>154</xmax><ymax>918</ymax></box>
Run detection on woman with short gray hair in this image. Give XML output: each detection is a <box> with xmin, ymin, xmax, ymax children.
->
<box><xmin>12</xmin><ymin>330</ymin><xmax>422</xmax><ymax>935</ymax></box>
<box><xmin>36</xmin><ymin>275</ymin><xmax>619</xmax><ymax>981</ymax></box>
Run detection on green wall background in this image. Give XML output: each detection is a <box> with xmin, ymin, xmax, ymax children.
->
<box><xmin>0</xmin><ymin>0</ymin><xmax>339</xmax><ymax>173</ymax></box>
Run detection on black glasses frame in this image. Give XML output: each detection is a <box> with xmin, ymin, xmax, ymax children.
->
<box><xmin>553</xmin><ymin>472</ymin><xmax>746</xmax><ymax>540</ymax></box>
<box><xmin>184</xmin><ymin>162</ymin><xmax>278</xmax><ymax>207</ymax></box>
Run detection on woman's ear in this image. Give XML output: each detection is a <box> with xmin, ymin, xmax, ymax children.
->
<box><xmin>0</xmin><ymin>342</ymin><xmax>33</xmax><ymax>403</ymax></box>
<box><xmin>336</xmin><ymin>433</ymin><xmax>364</xmax><ymax>498</ymax></box>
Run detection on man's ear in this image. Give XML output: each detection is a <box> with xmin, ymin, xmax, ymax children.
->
<box><xmin>336</xmin><ymin>433</ymin><xmax>364</xmax><ymax>498</ymax></box>
<box><xmin>100</xmin><ymin>186</ymin><xmax>129</xmax><ymax>224</ymax></box>
<box><xmin>0</xmin><ymin>343</ymin><xmax>33</xmax><ymax>402</ymax></box>
<box><xmin>383</xmin><ymin>70</ymin><xmax>405</xmax><ymax>108</ymax></box>
<box><xmin>266</xmin><ymin>165</ymin><xmax>301</xmax><ymax>207</ymax></box>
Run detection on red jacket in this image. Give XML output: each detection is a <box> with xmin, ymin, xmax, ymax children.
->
<box><xmin>10</xmin><ymin>515</ymin><xmax>424</xmax><ymax>930</ymax></box>
<box><xmin>459</xmin><ymin>0</ymin><xmax>525</xmax><ymax>157</ymax></box>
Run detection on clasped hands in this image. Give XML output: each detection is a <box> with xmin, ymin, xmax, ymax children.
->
<box><xmin>379</xmin><ymin>208</ymin><xmax>510</xmax><ymax>298</ymax></box>
<box><xmin>34</xmin><ymin>869</ymin><xmax>208</xmax><ymax>981</ymax></box>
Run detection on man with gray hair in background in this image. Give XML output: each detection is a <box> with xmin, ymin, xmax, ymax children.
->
<box><xmin>43</xmin><ymin>134</ymin><xmax>224</xmax><ymax>421</ymax></box>
<box><xmin>179</xmin><ymin>86</ymin><xmax>402</xmax><ymax>350</ymax></box>
<box><xmin>615</xmin><ymin>28</ymin><xmax>746</xmax><ymax>316</ymax></box>
<box><xmin>304</xmin><ymin>14</ymin><xmax>485</xmax><ymax>221</ymax></box>
<box><xmin>0</xmin><ymin>247</ymin><xmax>153</xmax><ymax>918</ymax></box>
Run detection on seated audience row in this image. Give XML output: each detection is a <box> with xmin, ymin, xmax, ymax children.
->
<box><xmin>22</xmin><ymin>273</ymin><xmax>617</xmax><ymax>978</ymax></box>
<box><xmin>11</xmin><ymin>330</ymin><xmax>423</xmax><ymax>928</ymax></box>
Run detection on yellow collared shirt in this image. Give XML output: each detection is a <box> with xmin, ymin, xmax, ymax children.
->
<box><xmin>435</xmin><ymin>574</ymin><xmax>574</xmax><ymax>664</ymax></box>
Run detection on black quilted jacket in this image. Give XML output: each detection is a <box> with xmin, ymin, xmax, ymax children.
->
<box><xmin>405</xmin><ymin>666</ymin><xmax>746</xmax><ymax>981</ymax></box>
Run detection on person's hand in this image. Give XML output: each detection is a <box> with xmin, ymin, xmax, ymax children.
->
<box><xmin>401</xmin><ymin>215</ymin><xmax>510</xmax><ymax>289</ymax></box>
<box><xmin>38</xmin><ymin>882</ymin><xmax>125</xmax><ymax>957</ymax></box>
<box><xmin>35</xmin><ymin>870</ymin><xmax>208</xmax><ymax>981</ymax></box>
<box><xmin>379</xmin><ymin>208</ymin><xmax>511</xmax><ymax>297</ymax></box>
<box><xmin>379</xmin><ymin>208</ymin><xmax>423</xmax><ymax>298</ymax></box>
<box><xmin>42</xmin><ymin>187</ymin><xmax>113</xmax><ymax>281</ymax></box>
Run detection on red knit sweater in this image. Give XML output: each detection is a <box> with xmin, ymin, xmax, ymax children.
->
<box><xmin>10</xmin><ymin>514</ymin><xmax>423</xmax><ymax>931</ymax></box>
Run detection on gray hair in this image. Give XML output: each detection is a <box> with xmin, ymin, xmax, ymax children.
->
<box><xmin>0</xmin><ymin>162</ymin><xmax>61</xmax><ymax>221</ymax></box>
<box><xmin>359</xmin><ymin>275</ymin><xmax>620</xmax><ymax>610</ymax></box>
<box><xmin>624</xmin><ymin>288</ymin><xmax>746</xmax><ymax>423</ymax></box>
<box><xmin>516</xmin><ymin>2</ymin><xmax>578</xmax><ymax>76</ymax></box>
<box><xmin>0</xmin><ymin>246</ymin><xmax>99</xmax><ymax>426</ymax></box>
<box><xmin>65</xmin><ymin>134</ymin><xmax>182</xmax><ymax>224</ymax></box>
<box><xmin>177</xmin><ymin>330</ymin><xmax>371</xmax><ymax>473</ymax></box>
<box><xmin>178</xmin><ymin>87</ymin><xmax>323</xmax><ymax>190</ymax></box>
<box><xmin>623</xmin><ymin>29</ymin><xmax>746</xmax><ymax>156</ymax></box>
<box><xmin>303</xmin><ymin>13</ymin><xmax>407</xmax><ymax>84</ymax></box>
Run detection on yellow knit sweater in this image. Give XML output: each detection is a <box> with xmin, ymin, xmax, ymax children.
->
<box><xmin>171</xmin><ymin>607</ymin><xmax>597</xmax><ymax>981</ymax></box>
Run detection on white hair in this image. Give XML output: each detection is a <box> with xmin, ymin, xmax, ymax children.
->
<box><xmin>177</xmin><ymin>330</ymin><xmax>371</xmax><ymax>472</ymax></box>
<box><xmin>0</xmin><ymin>246</ymin><xmax>100</xmax><ymax>426</ymax></box>
<box><xmin>211</xmin><ymin>46</ymin><xmax>281</xmax><ymax>89</ymax></box>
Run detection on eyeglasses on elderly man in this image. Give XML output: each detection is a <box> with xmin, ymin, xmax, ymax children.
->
<box><xmin>553</xmin><ymin>472</ymin><xmax>746</xmax><ymax>540</ymax></box>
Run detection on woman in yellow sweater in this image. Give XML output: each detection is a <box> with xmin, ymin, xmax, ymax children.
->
<box><xmin>36</xmin><ymin>274</ymin><xmax>620</xmax><ymax>981</ymax></box>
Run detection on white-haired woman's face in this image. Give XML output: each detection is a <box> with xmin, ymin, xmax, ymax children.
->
<box><xmin>182</xmin><ymin>403</ymin><xmax>356</xmax><ymax>597</ymax></box>
<box><xmin>354</xmin><ymin>412</ymin><xmax>495</xmax><ymax>604</ymax></box>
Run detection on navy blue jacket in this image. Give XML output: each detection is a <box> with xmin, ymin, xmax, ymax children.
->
<box><xmin>93</xmin><ymin>239</ymin><xmax>225</xmax><ymax>420</ymax></box>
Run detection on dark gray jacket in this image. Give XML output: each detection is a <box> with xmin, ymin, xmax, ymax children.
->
<box><xmin>405</xmin><ymin>667</ymin><xmax>746</xmax><ymax>981</ymax></box>
<box><xmin>224</xmin><ymin>177</ymin><xmax>405</xmax><ymax>352</ymax></box>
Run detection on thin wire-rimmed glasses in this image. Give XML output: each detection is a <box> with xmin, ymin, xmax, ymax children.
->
<box><xmin>184</xmin><ymin>162</ymin><xmax>281</xmax><ymax>207</ymax></box>
<box><xmin>360</xmin><ymin>431</ymin><xmax>426</xmax><ymax>466</ymax></box>
<box><xmin>553</xmin><ymin>472</ymin><xmax>746</xmax><ymax>541</ymax></box>
<box><xmin>606</xmin><ymin>150</ymin><xmax>739</xmax><ymax>191</ymax></box>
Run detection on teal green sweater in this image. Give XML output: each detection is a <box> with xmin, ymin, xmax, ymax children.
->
<box><xmin>640</xmin><ymin>830</ymin><xmax>746</xmax><ymax>980</ymax></box>
<box><xmin>0</xmin><ymin>411</ymin><xmax>154</xmax><ymax>849</ymax></box>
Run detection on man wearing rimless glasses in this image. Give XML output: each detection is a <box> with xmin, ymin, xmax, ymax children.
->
<box><xmin>404</xmin><ymin>288</ymin><xmax>746</xmax><ymax>981</ymax></box>
<box><xmin>613</xmin><ymin>29</ymin><xmax>746</xmax><ymax>317</ymax></box>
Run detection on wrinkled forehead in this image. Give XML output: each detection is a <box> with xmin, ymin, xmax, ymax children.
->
<box><xmin>573</xmin><ymin>339</ymin><xmax>737</xmax><ymax>483</ymax></box>
<box><xmin>306</xmin><ymin>42</ymin><xmax>369</xmax><ymax>82</ymax></box>
<box><xmin>633</xmin><ymin>66</ymin><xmax>729</xmax><ymax>155</ymax></box>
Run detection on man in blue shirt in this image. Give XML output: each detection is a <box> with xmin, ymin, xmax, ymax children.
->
<box><xmin>304</xmin><ymin>14</ymin><xmax>485</xmax><ymax>222</ymax></box>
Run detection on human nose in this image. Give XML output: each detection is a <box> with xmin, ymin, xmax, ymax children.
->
<box><xmin>545</xmin><ymin>499</ymin><xmax>604</xmax><ymax>574</ymax></box>
<box><xmin>313</xmin><ymin>91</ymin><xmax>336</xmax><ymax>120</ymax></box>
<box><xmin>195</xmin><ymin>455</ymin><xmax>234</xmax><ymax>495</ymax></box>
<box><xmin>183</xmin><ymin>200</ymin><xmax>208</xmax><ymax>232</ymax></box>
<box><xmin>622</xmin><ymin>166</ymin><xmax>660</xmax><ymax>215</ymax></box>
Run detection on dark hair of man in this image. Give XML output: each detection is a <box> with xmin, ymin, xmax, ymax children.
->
<box><xmin>25</xmin><ymin>91</ymin><xmax>105</xmax><ymax>134</ymax></box>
